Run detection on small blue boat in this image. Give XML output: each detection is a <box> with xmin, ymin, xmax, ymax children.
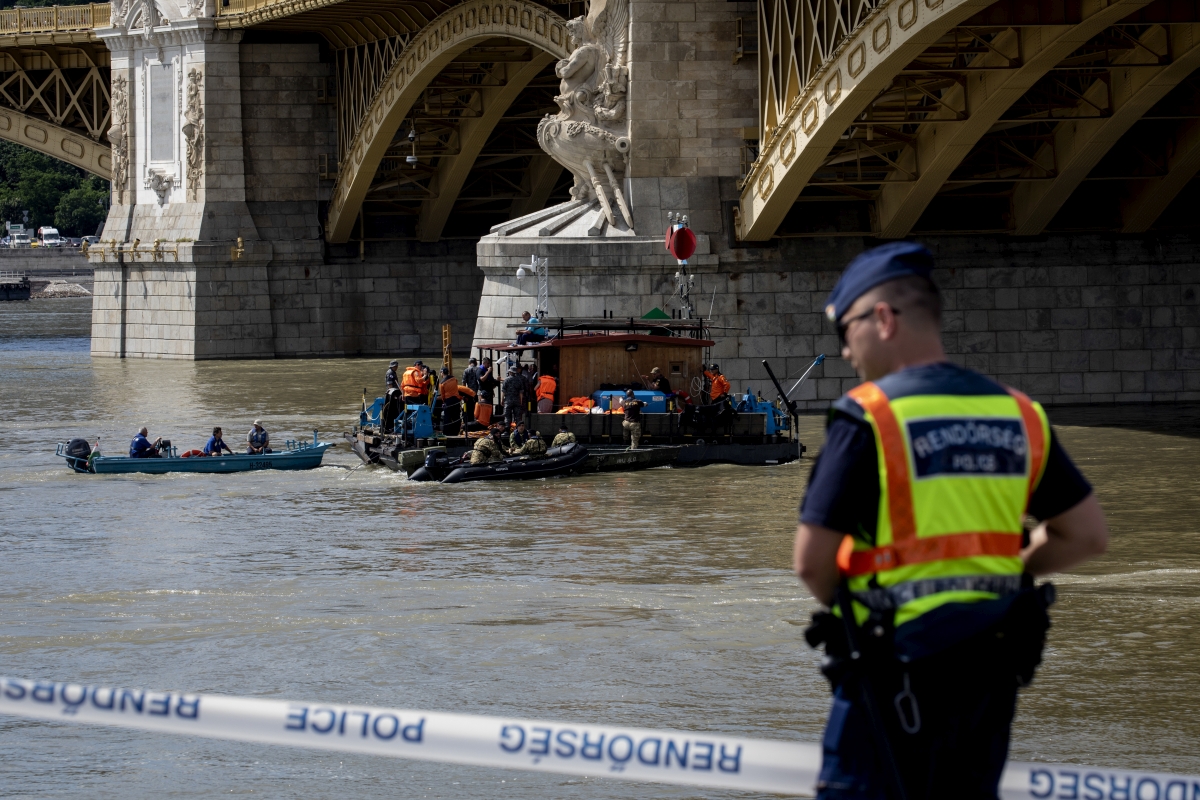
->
<box><xmin>55</xmin><ymin>432</ymin><xmax>333</xmax><ymax>475</ymax></box>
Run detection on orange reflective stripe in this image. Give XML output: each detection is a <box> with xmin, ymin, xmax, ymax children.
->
<box><xmin>1007</xmin><ymin>387</ymin><xmax>1046</xmax><ymax>506</ymax></box>
<box><xmin>847</xmin><ymin>382</ymin><xmax>916</xmax><ymax>544</ymax></box>
<box><xmin>842</xmin><ymin>531</ymin><xmax>1022</xmax><ymax>576</ymax></box>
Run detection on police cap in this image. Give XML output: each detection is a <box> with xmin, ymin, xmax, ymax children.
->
<box><xmin>824</xmin><ymin>242</ymin><xmax>934</xmax><ymax>323</ymax></box>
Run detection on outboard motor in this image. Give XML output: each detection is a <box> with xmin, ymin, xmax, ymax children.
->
<box><xmin>62</xmin><ymin>438</ymin><xmax>92</xmax><ymax>473</ymax></box>
<box><xmin>408</xmin><ymin>450</ymin><xmax>451</xmax><ymax>482</ymax></box>
<box><xmin>64</xmin><ymin>438</ymin><xmax>91</xmax><ymax>460</ymax></box>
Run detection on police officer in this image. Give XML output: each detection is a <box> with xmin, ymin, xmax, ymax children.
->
<box><xmin>385</xmin><ymin>360</ymin><xmax>400</xmax><ymax>392</ymax></box>
<box><xmin>794</xmin><ymin>242</ymin><xmax>1109</xmax><ymax>800</ymax></box>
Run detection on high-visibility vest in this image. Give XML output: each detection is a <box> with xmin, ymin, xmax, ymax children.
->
<box><xmin>536</xmin><ymin>375</ymin><xmax>556</xmax><ymax>401</ymax></box>
<box><xmin>401</xmin><ymin>366</ymin><xmax>425</xmax><ymax>399</ymax></box>
<box><xmin>706</xmin><ymin>372</ymin><xmax>730</xmax><ymax>400</ymax></box>
<box><xmin>836</xmin><ymin>380</ymin><xmax>1049</xmax><ymax>628</ymax></box>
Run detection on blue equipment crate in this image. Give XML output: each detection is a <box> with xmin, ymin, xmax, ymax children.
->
<box><xmin>591</xmin><ymin>389</ymin><xmax>670</xmax><ymax>413</ymax></box>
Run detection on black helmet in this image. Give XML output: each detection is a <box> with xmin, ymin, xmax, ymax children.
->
<box><xmin>710</xmin><ymin>363</ymin><xmax>720</xmax><ymax>372</ymax></box>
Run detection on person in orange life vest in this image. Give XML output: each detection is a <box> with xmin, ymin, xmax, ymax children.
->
<box><xmin>704</xmin><ymin>364</ymin><xmax>730</xmax><ymax>403</ymax></box>
<box><xmin>535</xmin><ymin>369</ymin><xmax>557</xmax><ymax>413</ymax></box>
<box><xmin>400</xmin><ymin>361</ymin><xmax>427</xmax><ymax>402</ymax></box>
<box><xmin>794</xmin><ymin>242</ymin><xmax>1109</xmax><ymax>800</ymax></box>
<box><xmin>436</xmin><ymin>367</ymin><xmax>462</xmax><ymax>431</ymax></box>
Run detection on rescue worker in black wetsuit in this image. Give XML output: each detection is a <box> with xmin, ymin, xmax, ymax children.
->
<box><xmin>794</xmin><ymin>242</ymin><xmax>1110</xmax><ymax>800</ymax></box>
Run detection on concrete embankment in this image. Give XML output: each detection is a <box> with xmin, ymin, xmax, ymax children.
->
<box><xmin>0</xmin><ymin>249</ymin><xmax>93</xmax><ymax>295</ymax></box>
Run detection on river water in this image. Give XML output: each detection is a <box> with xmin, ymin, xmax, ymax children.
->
<box><xmin>0</xmin><ymin>297</ymin><xmax>1197</xmax><ymax>798</ymax></box>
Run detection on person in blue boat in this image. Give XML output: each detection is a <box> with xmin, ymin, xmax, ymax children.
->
<box><xmin>129</xmin><ymin>427</ymin><xmax>162</xmax><ymax>458</ymax></box>
<box><xmin>247</xmin><ymin>420</ymin><xmax>271</xmax><ymax>455</ymax></box>
<box><xmin>204</xmin><ymin>426</ymin><xmax>233</xmax><ymax>457</ymax></box>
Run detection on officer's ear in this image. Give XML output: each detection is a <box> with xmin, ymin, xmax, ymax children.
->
<box><xmin>875</xmin><ymin>302</ymin><xmax>902</xmax><ymax>340</ymax></box>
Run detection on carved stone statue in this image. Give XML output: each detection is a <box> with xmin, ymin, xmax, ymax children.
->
<box><xmin>183</xmin><ymin>68</ymin><xmax>203</xmax><ymax>201</ymax></box>
<box><xmin>107</xmin><ymin>75</ymin><xmax>130</xmax><ymax>204</ymax></box>
<box><xmin>536</xmin><ymin>0</ymin><xmax>633</xmax><ymax>230</ymax></box>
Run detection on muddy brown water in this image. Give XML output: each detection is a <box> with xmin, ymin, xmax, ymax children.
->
<box><xmin>1</xmin><ymin>297</ymin><xmax>1197</xmax><ymax>797</ymax></box>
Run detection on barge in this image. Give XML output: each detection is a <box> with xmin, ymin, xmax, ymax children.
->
<box><xmin>347</xmin><ymin>316</ymin><xmax>808</xmax><ymax>475</ymax></box>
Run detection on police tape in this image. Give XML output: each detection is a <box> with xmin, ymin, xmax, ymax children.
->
<box><xmin>0</xmin><ymin>677</ymin><xmax>1197</xmax><ymax>799</ymax></box>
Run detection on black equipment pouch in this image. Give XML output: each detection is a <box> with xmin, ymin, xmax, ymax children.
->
<box><xmin>995</xmin><ymin>581</ymin><xmax>1055</xmax><ymax>687</ymax></box>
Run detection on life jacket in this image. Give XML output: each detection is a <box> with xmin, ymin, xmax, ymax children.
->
<box><xmin>706</xmin><ymin>372</ymin><xmax>730</xmax><ymax>400</ymax></box>
<box><xmin>438</xmin><ymin>377</ymin><xmax>460</xmax><ymax>401</ymax></box>
<box><xmin>457</xmin><ymin>384</ymin><xmax>476</xmax><ymax>398</ymax></box>
<box><xmin>835</xmin><ymin>371</ymin><xmax>1049</xmax><ymax>628</ymax></box>
<box><xmin>401</xmin><ymin>366</ymin><xmax>425</xmax><ymax>399</ymax></box>
<box><xmin>536</xmin><ymin>375</ymin><xmax>557</xmax><ymax>401</ymax></box>
<box><xmin>475</xmin><ymin>403</ymin><xmax>492</xmax><ymax>425</ymax></box>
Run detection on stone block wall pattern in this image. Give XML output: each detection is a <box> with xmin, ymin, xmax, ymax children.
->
<box><xmin>240</xmin><ymin>42</ymin><xmax>333</xmax><ymax>264</ymax></box>
<box><xmin>476</xmin><ymin>232</ymin><xmax>1200</xmax><ymax>409</ymax></box>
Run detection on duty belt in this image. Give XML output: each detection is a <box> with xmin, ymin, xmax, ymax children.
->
<box><xmin>853</xmin><ymin>574</ymin><xmax>1023</xmax><ymax>612</ymax></box>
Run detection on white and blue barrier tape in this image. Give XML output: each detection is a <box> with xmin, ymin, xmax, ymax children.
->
<box><xmin>0</xmin><ymin>677</ymin><xmax>1195</xmax><ymax>798</ymax></box>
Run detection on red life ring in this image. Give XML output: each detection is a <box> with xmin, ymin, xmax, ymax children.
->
<box><xmin>180</xmin><ymin>449</ymin><xmax>205</xmax><ymax>458</ymax></box>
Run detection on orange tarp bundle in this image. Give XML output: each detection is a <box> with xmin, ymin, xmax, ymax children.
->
<box><xmin>556</xmin><ymin>397</ymin><xmax>595</xmax><ymax>414</ymax></box>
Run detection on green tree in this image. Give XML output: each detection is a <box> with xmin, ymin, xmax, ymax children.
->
<box><xmin>55</xmin><ymin>176</ymin><xmax>108</xmax><ymax>237</ymax></box>
<box><xmin>0</xmin><ymin>141</ymin><xmax>110</xmax><ymax>236</ymax></box>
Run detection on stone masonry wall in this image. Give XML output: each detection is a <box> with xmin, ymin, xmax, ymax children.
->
<box><xmin>240</xmin><ymin>41</ymin><xmax>333</xmax><ymax>264</ymax></box>
<box><xmin>625</xmin><ymin>0</ymin><xmax>758</xmax><ymax>235</ymax></box>
<box><xmin>92</xmin><ymin>264</ymin><xmax>199</xmax><ymax>358</ymax></box>
<box><xmin>272</xmin><ymin>240</ymin><xmax>483</xmax><ymax>357</ymax></box>
<box><xmin>701</xmin><ymin>233</ymin><xmax>1200</xmax><ymax>408</ymax></box>
<box><xmin>477</xmin><ymin>230</ymin><xmax>1200</xmax><ymax>408</ymax></box>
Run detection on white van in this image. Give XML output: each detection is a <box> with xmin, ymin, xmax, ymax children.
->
<box><xmin>37</xmin><ymin>227</ymin><xmax>63</xmax><ymax>247</ymax></box>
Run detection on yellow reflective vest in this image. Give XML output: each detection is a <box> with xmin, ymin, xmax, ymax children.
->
<box><xmin>837</xmin><ymin>377</ymin><xmax>1050</xmax><ymax>627</ymax></box>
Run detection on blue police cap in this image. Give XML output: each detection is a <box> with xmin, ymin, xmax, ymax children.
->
<box><xmin>824</xmin><ymin>242</ymin><xmax>934</xmax><ymax>323</ymax></box>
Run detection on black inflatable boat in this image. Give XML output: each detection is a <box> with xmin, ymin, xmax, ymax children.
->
<box><xmin>409</xmin><ymin>442</ymin><xmax>590</xmax><ymax>483</ymax></box>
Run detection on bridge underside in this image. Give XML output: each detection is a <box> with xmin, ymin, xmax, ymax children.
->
<box><xmin>741</xmin><ymin>0</ymin><xmax>1200</xmax><ymax>241</ymax></box>
<box><xmin>0</xmin><ymin>40</ymin><xmax>110</xmax><ymax>177</ymax></box>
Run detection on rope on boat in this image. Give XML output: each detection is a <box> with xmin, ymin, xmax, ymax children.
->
<box><xmin>0</xmin><ymin>677</ymin><xmax>1194</xmax><ymax>799</ymax></box>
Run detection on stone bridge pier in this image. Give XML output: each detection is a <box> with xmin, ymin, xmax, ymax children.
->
<box><xmin>77</xmin><ymin>0</ymin><xmax>1200</xmax><ymax>407</ymax></box>
<box><xmin>88</xmin><ymin>0</ymin><xmax>478</xmax><ymax>359</ymax></box>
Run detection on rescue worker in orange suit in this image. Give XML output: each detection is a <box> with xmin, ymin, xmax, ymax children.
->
<box><xmin>436</xmin><ymin>366</ymin><xmax>462</xmax><ymax>433</ymax></box>
<box><xmin>795</xmin><ymin>242</ymin><xmax>1109</xmax><ymax>800</ymax></box>
<box><xmin>397</xmin><ymin>360</ymin><xmax>428</xmax><ymax>441</ymax></box>
<box><xmin>704</xmin><ymin>364</ymin><xmax>730</xmax><ymax>404</ymax></box>
<box><xmin>401</xmin><ymin>361</ymin><xmax>427</xmax><ymax>403</ymax></box>
<box><xmin>535</xmin><ymin>369</ymin><xmax>557</xmax><ymax>413</ymax></box>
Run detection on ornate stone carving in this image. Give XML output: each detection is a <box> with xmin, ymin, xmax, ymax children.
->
<box><xmin>146</xmin><ymin>168</ymin><xmax>173</xmax><ymax>203</ymax></box>
<box><xmin>183</xmin><ymin>68</ymin><xmax>203</xmax><ymax>201</ymax></box>
<box><xmin>536</xmin><ymin>0</ymin><xmax>633</xmax><ymax>230</ymax></box>
<box><xmin>107</xmin><ymin>75</ymin><xmax>130</xmax><ymax>204</ymax></box>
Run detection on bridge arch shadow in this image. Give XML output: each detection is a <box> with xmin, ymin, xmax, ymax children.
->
<box><xmin>326</xmin><ymin>0</ymin><xmax>571</xmax><ymax>243</ymax></box>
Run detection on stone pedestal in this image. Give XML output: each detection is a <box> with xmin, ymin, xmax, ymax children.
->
<box><xmin>472</xmin><ymin>0</ymin><xmax>768</xmax><ymax>381</ymax></box>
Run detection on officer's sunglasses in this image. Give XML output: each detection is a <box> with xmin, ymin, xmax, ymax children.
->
<box><xmin>836</xmin><ymin>305</ymin><xmax>900</xmax><ymax>346</ymax></box>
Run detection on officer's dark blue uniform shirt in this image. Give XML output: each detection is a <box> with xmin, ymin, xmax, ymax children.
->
<box><xmin>129</xmin><ymin>433</ymin><xmax>155</xmax><ymax>458</ymax></box>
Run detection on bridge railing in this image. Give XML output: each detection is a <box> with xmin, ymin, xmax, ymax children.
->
<box><xmin>0</xmin><ymin>4</ymin><xmax>111</xmax><ymax>36</ymax></box>
<box><xmin>215</xmin><ymin>0</ymin><xmax>277</xmax><ymax>16</ymax></box>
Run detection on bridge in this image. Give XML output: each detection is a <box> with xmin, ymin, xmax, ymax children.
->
<box><xmin>738</xmin><ymin>0</ymin><xmax>1200</xmax><ymax>240</ymax></box>
<box><xmin>11</xmin><ymin>0</ymin><xmax>1190</xmax><ymax>405</ymax></box>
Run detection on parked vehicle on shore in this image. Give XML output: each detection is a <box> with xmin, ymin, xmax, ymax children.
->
<box><xmin>37</xmin><ymin>227</ymin><xmax>63</xmax><ymax>248</ymax></box>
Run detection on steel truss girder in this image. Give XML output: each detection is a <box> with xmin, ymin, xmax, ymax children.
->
<box><xmin>875</xmin><ymin>1</ymin><xmax>1154</xmax><ymax>238</ymax></box>
<box><xmin>1012</xmin><ymin>23</ymin><xmax>1200</xmax><ymax>234</ymax></box>
<box><xmin>325</xmin><ymin>0</ymin><xmax>570</xmax><ymax>243</ymax></box>
<box><xmin>0</xmin><ymin>45</ymin><xmax>110</xmax><ymax>174</ymax></box>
